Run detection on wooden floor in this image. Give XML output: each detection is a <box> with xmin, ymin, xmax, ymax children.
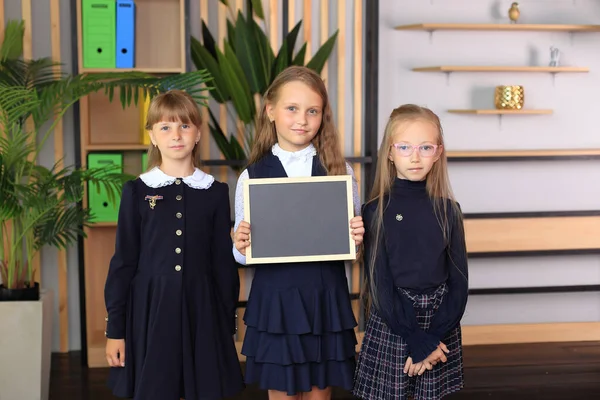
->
<box><xmin>50</xmin><ymin>342</ymin><xmax>600</xmax><ymax>399</ymax></box>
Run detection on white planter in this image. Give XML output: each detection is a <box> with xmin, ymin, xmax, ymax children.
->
<box><xmin>0</xmin><ymin>289</ymin><xmax>54</xmax><ymax>400</ymax></box>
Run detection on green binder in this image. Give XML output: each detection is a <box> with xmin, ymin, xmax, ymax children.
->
<box><xmin>141</xmin><ymin>152</ymin><xmax>148</xmax><ymax>172</ymax></box>
<box><xmin>82</xmin><ymin>0</ymin><xmax>116</xmax><ymax>68</ymax></box>
<box><xmin>88</xmin><ymin>153</ymin><xmax>123</xmax><ymax>222</ymax></box>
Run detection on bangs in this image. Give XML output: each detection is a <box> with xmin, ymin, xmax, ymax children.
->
<box><xmin>145</xmin><ymin>90</ymin><xmax>201</xmax><ymax>129</ymax></box>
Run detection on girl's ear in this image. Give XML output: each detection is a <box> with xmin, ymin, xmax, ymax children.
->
<box><xmin>434</xmin><ymin>145</ymin><xmax>443</xmax><ymax>162</ymax></box>
<box><xmin>265</xmin><ymin>103</ymin><xmax>274</xmax><ymax>122</ymax></box>
<box><xmin>149</xmin><ymin>130</ymin><xmax>157</xmax><ymax>147</ymax></box>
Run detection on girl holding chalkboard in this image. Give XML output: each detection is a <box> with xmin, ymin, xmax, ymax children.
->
<box><xmin>353</xmin><ymin>105</ymin><xmax>468</xmax><ymax>400</ymax></box>
<box><xmin>104</xmin><ymin>90</ymin><xmax>244</xmax><ymax>400</ymax></box>
<box><xmin>233</xmin><ymin>66</ymin><xmax>365</xmax><ymax>400</ymax></box>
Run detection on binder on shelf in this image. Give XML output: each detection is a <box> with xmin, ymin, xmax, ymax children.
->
<box><xmin>87</xmin><ymin>153</ymin><xmax>123</xmax><ymax>223</ymax></box>
<box><xmin>116</xmin><ymin>0</ymin><xmax>135</xmax><ymax>68</ymax></box>
<box><xmin>140</xmin><ymin>90</ymin><xmax>151</xmax><ymax>145</ymax></box>
<box><xmin>82</xmin><ymin>0</ymin><xmax>116</xmax><ymax>69</ymax></box>
<box><xmin>141</xmin><ymin>152</ymin><xmax>148</xmax><ymax>172</ymax></box>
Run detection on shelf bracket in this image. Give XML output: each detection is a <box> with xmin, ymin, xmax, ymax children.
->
<box><xmin>550</xmin><ymin>72</ymin><xmax>557</xmax><ymax>87</ymax></box>
<box><xmin>445</xmin><ymin>72</ymin><xmax>451</xmax><ymax>86</ymax></box>
<box><xmin>427</xmin><ymin>30</ymin><xmax>434</xmax><ymax>44</ymax></box>
<box><xmin>569</xmin><ymin>32</ymin><xmax>575</xmax><ymax>46</ymax></box>
<box><xmin>498</xmin><ymin>114</ymin><xmax>503</xmax><ymax>130</ymax></box>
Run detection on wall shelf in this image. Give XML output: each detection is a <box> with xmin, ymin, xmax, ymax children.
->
<box><xmin>413</xmin><ymin>66</ymin><xmax>589</xmax><ymax>73</ymax></box>
<box><xmin>80</xmin><ymin>67</ymin><xmax>184</xmax><ymax>74</ymax></box>
<box><xmin>86</xmin><ymin>144</ymin><xmax>148</xmax><ymax>151</ymax></box>
<box><xmin>395</xmin><ymin>23</ymin><xmax>600</xmax><ymax>32</ymax></box>
<box><xmin>447</xmin><ymin>149</ymin><xmax>600</xmax><ymax>161</ymax></box>
<box><xmin>448</xmin><ymin>109</ymin><xmax>553</xmax><ymax>115</ymax></box>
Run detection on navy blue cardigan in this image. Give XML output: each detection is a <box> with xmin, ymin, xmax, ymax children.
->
<box><xmin>363</xmin><ymin>178</ymin><xmax>469</xmax><ymax>363</ymax></box>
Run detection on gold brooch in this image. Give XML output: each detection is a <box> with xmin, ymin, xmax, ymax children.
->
<box><xmin>144</xmin><ymin>195</ymin><xmax>163</xmax><ymax>210</ymax></box>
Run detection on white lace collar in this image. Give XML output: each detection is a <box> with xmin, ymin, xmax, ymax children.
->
<box><xmin>140</xmin><ymin>166</ymin><xmax>214</xmax><ymax>190</ymax></box>
<box><xmin>272</xmin><ymin>143</ymin><xmax>317</xmax><ymax>162</ymax></box>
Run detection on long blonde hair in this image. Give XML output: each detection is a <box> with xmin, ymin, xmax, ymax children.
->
<box><xmin>249</xmin><ymin>66</ymin><xmax>347</xmax><ymax>175</ymax></box>
<box><xmin>144</xmin><ymin>89</ymin><xmax>203</xmax><ymax>170</ymax></box>
<box><xmin>363</xmin><ymin>104</ymin><xmax>464</xmax><ymax>311</ymax></box>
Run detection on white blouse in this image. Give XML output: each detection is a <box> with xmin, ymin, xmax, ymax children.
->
<box><xmin>232</xmin><ymin>143</ymin><xmax>361</xmax><ymax>265</ymax></box>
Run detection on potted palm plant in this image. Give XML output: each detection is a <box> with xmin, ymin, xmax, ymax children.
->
<box><xmin>191</xmin><ymin>2</ymin><xmax>338</xmax><ymax>171</ymax></box>
<box><xmin>0</xmin><ymin>20</ymin><xmax>212</xmax><ymax>400</ymax></box>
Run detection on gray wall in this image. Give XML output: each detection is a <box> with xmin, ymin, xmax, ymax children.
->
<box><xmin>379</xmin><ymin>0</ymin><xmax>600</xmax><ymax>325</ymax></box>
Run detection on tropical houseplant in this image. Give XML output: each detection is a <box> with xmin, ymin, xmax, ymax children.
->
<box><xmin>191</xmin><ymin>1</ymin><xmax>338</xmax><ymax>171</ymax></box>
<box><xmin>0</xmin><ymin>20</ymin><xmax>212</xmax><ymax>299</ymax></box>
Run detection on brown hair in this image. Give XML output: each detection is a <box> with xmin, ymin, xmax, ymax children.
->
<box><xmin>144</xmin><ymin>89</ymin><xmax>203</xmax><ymax>170</ymax></box>
<box><xmin>248</xmin><ymin>66</ymin><xmax>347</xmax><ymax>175</ymax></box>
<box><xmin>363</xmin><ymin>104</ymin><xmax>465</xmax><ymax>311</ymax></box>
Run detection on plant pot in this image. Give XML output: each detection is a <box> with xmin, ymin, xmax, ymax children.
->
<box><xmin>0</xmin><ymin>288</ymin><xmax>53</xmax><ymax>400</ymax></box>
<box><xmin>0</xmin><ymin>281</ymin><xmax>40</xmax><ymax>301</ymax></box>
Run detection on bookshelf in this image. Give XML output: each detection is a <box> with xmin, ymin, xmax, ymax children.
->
<box><xmin>75</xmin><ymin>0</ymin><xmax>187</xmax><ymax>368</ymax></box>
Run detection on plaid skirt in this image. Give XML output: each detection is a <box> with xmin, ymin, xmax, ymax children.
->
<box><xmin>353</xmin><ymin>284</ymin><xmax>464</xmax><ymax>400</ymax></box>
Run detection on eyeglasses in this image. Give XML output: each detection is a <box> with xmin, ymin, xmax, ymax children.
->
<box><xmin>391</xmin><ymin>143</ymin><xmax>440</xmax><ymax>157</ymax></box>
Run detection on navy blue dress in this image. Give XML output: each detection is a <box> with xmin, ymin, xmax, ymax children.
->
<box><xmin>241</xmin><ymin>153</ymin><xmax>358</xmax><ymax>395</ymax></box>
<box><xmin>104</xmin><ymin>176</ymin><xmax>244</xmax><ymax>400</ymax></box>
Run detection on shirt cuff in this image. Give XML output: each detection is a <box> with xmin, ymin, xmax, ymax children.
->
<box><xmin>405</xmin><ymin>328</ymin><xmax>440</xmax><ymax>363</ymax></box>
<box><xmin>233</xmin><ymin>245</ymin><xmax>247</xmax><ymax>265</ymax></box>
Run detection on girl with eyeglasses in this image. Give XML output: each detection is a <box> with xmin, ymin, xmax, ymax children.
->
<box><xmin>353</xmin><ymin>104</ymin><xmax>469</xmax><ymax>400</ymax></box>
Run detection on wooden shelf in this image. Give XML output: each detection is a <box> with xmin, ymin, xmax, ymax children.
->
<box><xmin>395</xmin><ymin>23</ymin><xmax>600</xmax><ymax>32</ymax></box>
<box><xmin>77</xmin><ymin>0</ymin><xmax>186</xmax><ymax>72</ymax></box>
<box><xmin>89</xmin><ymin>222</ymin><xmax>118</xmax><ymax>228</ymax></box>
<box><xmin>413</xmin><ymin>66</ymin><xmax>589</xmax><ymax>73</ymax></box>
<box><xmin>447</xmin><ymin>149</ymin><xmax>600</xmax><ymax>159</ymax></box>
<box><xmin>448</xmin><ymin>109</ymin><xmax>553</xmax><ymax>115</ymax></box>
<box><xmin>80</xmin><ymin>67</ymin><xmax>184</xmax><ymax>74</ymax></box>
<box><xmin>86</xmin><ymin>144</ymin><xmax>148</xmax><ymax>151</ymax></box>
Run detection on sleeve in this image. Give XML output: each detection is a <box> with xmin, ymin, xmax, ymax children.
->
<box><xmin>232</xmin><ymin>169</ymin><xmax>249</xmax><ymax>265</ymax></box>
<box><xmin>427</xmin><ymin>203</ymin><xmax>469</xmax><ymax>341</ymax></box>
<box><xmin>363</xmin><ymin>202</ymin><xmax>440</xmax><ymax>363</ymax></box>
<box><xmin>345</xmin><ymin>162</ymin><xmax>361</xmax><ymax>216</ymax></box>
<box><xmin>104</xmin><ymin>180</ymin><xmax>140</xmax><ymax>339</ymax></box>
<box><xmin>211</xmin><ymin>182</ymin><xmax>241</xmax><ymax>335</ymax></box>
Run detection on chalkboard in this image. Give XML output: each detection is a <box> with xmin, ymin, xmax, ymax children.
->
<box><xmin>243</xmin><ymin>175</ymin><xmax>356</xmax><ymax>264</ymax></box>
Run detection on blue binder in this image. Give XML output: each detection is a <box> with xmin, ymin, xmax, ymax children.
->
<box><xmin>116</xmin><ymin>0</ymin><xmax>135</xmax><ymax>68</ymax></box>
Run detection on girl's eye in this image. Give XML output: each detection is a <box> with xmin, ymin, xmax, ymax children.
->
<box><xmin>181</xmin><ymin>124</ymin><xmax>190</xmax><ymax>129</ymax></box>
<box><xmin>308</xmin><ymin>109</ymin><xmax>319</xmax><ymax>115</ymax></box>
<box><xmin>399</xmin><ymin>145</ymin><xmax>410</xmax><ymax>151</ymax></box>
<box><xmin>160</xmin><ymin>126</ymin><xmax>169</xmax><ymax>131</ymax></box>
<box><xmin>287</xmin><ymin>106</ymin><xmax>297</xmax><ymax>111</ymax></box>
<box><xmin>421</xmin><ymin>145</ymin><xmax>433</xmax><ymax>151</ymax></box>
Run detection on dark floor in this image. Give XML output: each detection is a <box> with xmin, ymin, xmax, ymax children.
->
<box><xmin>50</xmin><ymin>341</ymin><xmax>600</xmax><ymax>399</ymax></box>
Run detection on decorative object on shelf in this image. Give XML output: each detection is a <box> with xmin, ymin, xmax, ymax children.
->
<box><xmin>549</xmin><ymin>46</ymin><xmax>561</xmax><ymax>67</ymax></box>
<box><xmin>115</xmin><ymin>0</ymin><xmax>136</xmax><ymax>68</ymax></box>
<box><xmin>190</xmin><ymin>3</ymin><xmax>339</xmax><ymax>172</ymax></box>
<box><xmin>508</xmin><ymin>2</ymin><xmax>520</xmax><ymax>23</ymax></box>
<box><xmin>82</xmin><ymin>0</ymin><xmax>116</xmax><ymax>68</ymax></box>
<box><xmin>494</xmin><ymin>85</ymin><xmax>525</xmax><ymax>110</ymax></box>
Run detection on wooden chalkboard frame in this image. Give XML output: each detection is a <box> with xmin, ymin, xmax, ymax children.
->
<box><xmin>243</xmin><ymin>175</ymin><xmax>356</xmax><ymax>264</ymax></box>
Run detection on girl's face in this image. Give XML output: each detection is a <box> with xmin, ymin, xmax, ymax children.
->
<box><xmin>149</xmin><ymin>118</ymin><xmax>201</xmax><ymax>164</ymax></box>
<box><xmin>388</xmin><ymin>119</ymin><xmax>442</xmax><ymax>181</ymax></box>
<box><xmin>266</xmin><ymin>81</ymin><xmax>323</xmax><ymax>152</ymax></box>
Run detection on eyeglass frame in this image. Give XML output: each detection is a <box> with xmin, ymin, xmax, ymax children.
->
<box><xmin>390</xmin><ymin>142</ymin><xmax>441</xmax><ymax>157</ymax></box>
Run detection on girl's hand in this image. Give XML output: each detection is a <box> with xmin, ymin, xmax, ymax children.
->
<box><xmin>350</xmin><ymin>216</ymin><xmax>365</xmax><ymax>246</ymax></box>
<box><xmin>403</xmin><ymin>356</ymin><xmax>432</xmax><ymax>377</ymax></box>
<box><xmin>425</xmin><ymin>342</ymin><xmax>450</xmax><ymax>366</ymax></box>
<box><xmin>234</xmin><ymin>221</ymin><xmax>251</xmax><ymax>255</ymax></box>
<box><xmin>106</xmin><ymin>338</ymin><xmax>125</xmax><ymax>367</ymax></box>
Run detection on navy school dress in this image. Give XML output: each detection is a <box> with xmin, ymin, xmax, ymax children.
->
<box><xmin>104</xmin><ymin>168</ymin><xmax>245</xmax><ymax>400</ymax></box>
<box><xmin>241</xmin><ymin>153</ymin><xmax>358</xmax><ymax>395</ymax></box>
<box><xmin>353</xmin><ymin>178</ymin><xmax>468</xmax><ymax>400</ymax></box>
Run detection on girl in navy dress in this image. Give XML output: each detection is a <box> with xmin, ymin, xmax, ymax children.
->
<box><xmin>104</xmin><ymin>89</ymin><xmax>244</xmax><ymax>400</ymax></box>
<box><xmin>233</xmin><ymin>66</ymin><xmax>364</xmax><ymax>399</ymax></box>
<box><xmin>353</xmin><ymin>105</ymin><xmax>469</xmax><ymax>400</ymax></box>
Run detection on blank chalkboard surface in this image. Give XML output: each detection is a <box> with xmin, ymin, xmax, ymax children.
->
<box><xmin>243</xmin><ymin>175</ymin><xmax>356</xmax><ymax>264</ymax></box>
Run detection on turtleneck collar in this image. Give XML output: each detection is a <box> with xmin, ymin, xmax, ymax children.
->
<box><xmin>392</xmin><ymin>177</ymin><xmax>427</xmax><ymax>194</ymax></box>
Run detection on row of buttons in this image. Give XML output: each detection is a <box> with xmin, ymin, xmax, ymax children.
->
<box><xmin>175</xmin><ymin>180</ymin><xmax>184</xmax><ymax>272</ymax></box>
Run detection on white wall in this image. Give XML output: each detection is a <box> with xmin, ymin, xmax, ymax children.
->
<box><xmin>379</xmin><ymin>0</ymin><xmax>600</xmax><ymax>325</ymax></box>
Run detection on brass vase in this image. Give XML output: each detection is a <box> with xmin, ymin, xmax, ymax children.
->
<box><xmin>494</xmin><ymin>85</ymin><xmax>524</xmax><ymax>110</ymax></box>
